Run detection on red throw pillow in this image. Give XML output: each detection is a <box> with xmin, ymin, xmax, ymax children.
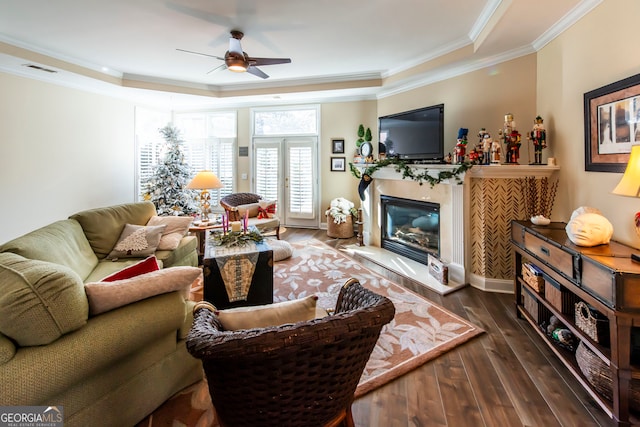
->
<box><xmin>102</xmin><ymin>256</ymin><xmax>160</xmax><ymax>282</ymax></box>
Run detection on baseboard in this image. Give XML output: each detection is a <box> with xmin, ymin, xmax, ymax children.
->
<box><xmin>469</xmin><ymin>273</ymin><xmax>513</xmax><ymax>293</ymax></box>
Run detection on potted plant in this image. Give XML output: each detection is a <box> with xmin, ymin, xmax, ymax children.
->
<box><xmin>356</xmin><ymin>124</ymin><xmax>365</xmax><ymax>151</ymax></box>
<box><xmin>326</xmin><ymin>197</ymin><xmax>357</xmax><ymax>238</ymax></box>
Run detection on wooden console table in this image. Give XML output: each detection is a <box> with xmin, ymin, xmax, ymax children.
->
<box><xmin>511</xmin><ymin>220</ymin><xmax>640</xmax><ymax>424</ymax></box>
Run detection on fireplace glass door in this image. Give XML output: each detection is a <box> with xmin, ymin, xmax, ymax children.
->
<box><xmin>381</xmin><ymin>195</ymin><xmax>439</xmax><ymax>264</ymax></box>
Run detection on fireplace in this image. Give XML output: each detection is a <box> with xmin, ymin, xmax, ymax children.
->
<box><xmin>380</xmin><ymin>195</ymin><xmax>439</xmax><ymax>265</ymax></box>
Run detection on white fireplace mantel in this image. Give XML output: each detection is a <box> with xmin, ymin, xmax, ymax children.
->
<box><xmin>357</xmin><ymin>163</ymin><xmax>560</xmax><ymax>293</ymax></box>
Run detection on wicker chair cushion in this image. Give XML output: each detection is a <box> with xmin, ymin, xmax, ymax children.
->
<box><xmin>215</xmin><ymin>295</ymin><xmax>318</xmax><ymax>330</ymax></box>
<box><xmin>235</xmin><ymin>203</ymin><xmax>261</xmax><ymax>218</ymax></box>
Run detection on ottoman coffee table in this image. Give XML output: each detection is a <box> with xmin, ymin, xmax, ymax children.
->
<box><xmin>202</xmin><ymin>231</ymin><xmax>273</xmax><ymax>309</ymax></box>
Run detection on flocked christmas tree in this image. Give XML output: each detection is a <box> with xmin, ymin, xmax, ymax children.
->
<box><xmin>142</xmin><ymin>124</ymin><xmax>197</xmax><ymax>216</ymax></box>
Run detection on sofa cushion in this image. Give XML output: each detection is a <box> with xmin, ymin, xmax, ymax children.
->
<box><xmin>85</xmin><ymin>266</ymin><xmax>202</xmax><ymax>315</ymax></box>
<box><xmin>0</xmin><ymin>333</ymin><xmax>16</xmax><ymax>364</ymax></box>
<box><xmin>214</xmin><ymin>295</ymin><xmax>318</xmax><ymax>330</ymax></box>
<box><xmin>0</xmin><ymin>219</ymin><xmax>99</xmax><ymax>280</ymax></box>
<box><xmin>107</xmin><ymin>224</ymin><xmax>166</xmax><ymax>260</ymax></box>
<box><xmin>102</xmin><ymin>256</ymin><xmax>160</xmax><ymax>282</ymax></box>
<box><xmin>70</xmin><ymin>202</ymin><xmax>157</xmax><ymax>259</ymax></box>
<box><xmin>0</xmin><ymin>252</ymin><xmax>89</xmax><ymax>346</ymax></box>
<box><xmin>146</xmin><ymin>216</ymin><xmax>193</xmax><ymax>250</ymax></box>
<box><xmin>83</xmin><ymin>258</ymin><xmax>164</xmax><ymax>283</ymax></box>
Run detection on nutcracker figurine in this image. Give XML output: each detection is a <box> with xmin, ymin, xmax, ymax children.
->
<box><xmin>501</xmin><ymin>113</ymin><xmax>521</xmax><ymax>164</ymax></box>
<box><xmin>454</xmin><ymin>128</ymin><xmax>469</xmax><ymax>164</ymax></box>
<box><xmin>481</xmin><ymin>131</ymin><xmax>492</xmax><ymax>165</ymax></box>
<box><xmin>528</xmin><ymin>116</ymin><xmax>547</xmax><ymax>164</ymax></box>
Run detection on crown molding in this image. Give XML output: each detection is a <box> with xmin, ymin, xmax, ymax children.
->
<box><xmin>532</xmin><ymin>0</ymin><xmax>602</xmax><ymax>50</ymax></box>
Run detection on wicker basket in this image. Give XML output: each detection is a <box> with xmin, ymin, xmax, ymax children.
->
<box><xmin>522</xmin><ymin>263</ymin><xmax>544</xmax><ymax>293</ymax></box>
<box><xmin>575</xmin><ymin>301</ymin><xmax>610</xmax><ymax>346</ymax></box>
<box><xmin>576</xmin><ymin>342</ymin><xmax>640</xmax><ymax>411</ymax></box>
<box><xmin>327</xmin><ymin>214</ymin><xmax>354</xmax><ymax>238</ymax></box>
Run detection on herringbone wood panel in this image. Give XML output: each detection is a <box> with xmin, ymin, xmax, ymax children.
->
<box><xmin>470</xmin><ymin>178</ymin><xmax>527</xmax><ymax>280</ymax></box>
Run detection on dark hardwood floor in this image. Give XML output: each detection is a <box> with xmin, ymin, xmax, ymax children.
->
<box><xmin>281</xmin><ymin>227</ymin><xmax>617</xmax><ymax>427</ymax></box>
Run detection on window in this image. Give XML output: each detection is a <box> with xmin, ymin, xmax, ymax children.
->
<box><xmin>135</xmin><ymin>108</ymin><xmax>237</xmax><ymax>209</ymax></box>
<box><xmin>252</xmin><ymin>105</ymin><xmax>319</xmax><ymax>226</ymax></box>
<box><xmin>254</xmin><ymin>107</ymin><xmax>318</xmax><ymax>135</ymax></box>
<box><xmin>135</xmin><ymin>107</ymin><xmax>171</xmax><ymax>200</ymax></box>
<box><xmin>174</xmin><ymin>112</ymin><xmax>237</xmax><ymax>207</ymax></box>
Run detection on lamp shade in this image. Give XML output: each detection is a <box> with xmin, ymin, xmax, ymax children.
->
<box><xmin>187</xmin><ymin>171</ymin><xmax>223</xmax><ymax>190</ymax></box>
<box><xmin>613</xmin><ymin>145</ymin><xmax>640</xmax><ymax>197</ymax></box>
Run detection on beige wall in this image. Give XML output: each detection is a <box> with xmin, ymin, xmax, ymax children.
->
<box><xmin>378</xmin><ymin>54</ymin><xmax>538</xmax><ymax>164</ymax></box>
<box><xmin>537</xmin><ymin>0</ymin><xmax>640</xmax><ymax>247</ymax></box>
<box><xmin>321</xmin><ymin>100</ymin><xmax>377</xmax><ymax>211</ymax></box>
<box><xmin>0</xmin><ymin>73</ymin><xmax>135</xmax><ymax>243</ymax></box>
<box><xmin>235</xmin><ymin>107</ymin><xmax>252</xmax><ymax>193</ymax></box>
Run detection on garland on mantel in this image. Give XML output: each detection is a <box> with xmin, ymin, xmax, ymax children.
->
<box><xmin>349</xmin><ymin>158</ymin><xmax>473</xmax><ymax>194</ymax></box>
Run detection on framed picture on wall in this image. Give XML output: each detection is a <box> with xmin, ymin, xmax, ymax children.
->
<box><xmin>330</xmin><ymin>157</ymin><xmax>346</xmax><ymax>172</ymax></box>
<box><xmin>332</xmin><ymin>138</ymin><xmax>345</xmax><ymax>154</ymax></box>
<box><xmin>584</xmin><ymin>72</ymin><xmax>640</xmax><ymax>172</ymax></box>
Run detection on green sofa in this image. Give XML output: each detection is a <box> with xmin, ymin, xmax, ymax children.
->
<box><xmin>0</xmin><ymin>202</ymin><xmax>203</xmax><ymax>426</ymax></box>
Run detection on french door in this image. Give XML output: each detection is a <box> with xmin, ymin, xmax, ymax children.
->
<box><xmin>253</xmin><ymin>137</ymin><xmax>318</xmax><ymax>228</ymax></box>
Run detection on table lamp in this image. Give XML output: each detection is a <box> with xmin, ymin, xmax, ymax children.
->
<box><xmin>612</xmin><ymin>144</ymin><xmax>640</xmax><ymax>261</ymax></box>
<box><xmin>187</xmin><ymin>170</ymin><xmax>223</xmax><ymax>223</ymax></box>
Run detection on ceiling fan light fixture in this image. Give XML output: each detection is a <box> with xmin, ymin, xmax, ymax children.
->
<box><xmin>227</xmin><ymin>61</ymin><xmax>247</xmax><ymax>72</ymax></box>
<box><xmin>225</xmin><ymin>51</ymin><xmax>247</xmax><ymax>72</ymax></box>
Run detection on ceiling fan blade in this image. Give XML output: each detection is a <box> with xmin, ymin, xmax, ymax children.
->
<box><xmin>176</xmin><ymin>48</ymin><xmax>224</xmax><ymax>61</ymax></box>
<box><xmin>247</xmin><ymin>66</ymin><xmax>269</xmax><ymax>79</ymax></box>
<box><xmin>229</xmin><ymin>38</ymin><xmax>243</xmax><ymax>55</ymax></box>
<box><xmin>249</xmin><ymin>57</ymin><xmax>292</xmax><ymax>66</ymax></box>
<box><xmin>207</xmin><ymin>64</ymin><xmax>227</xmax><ymax>74</ymax></box>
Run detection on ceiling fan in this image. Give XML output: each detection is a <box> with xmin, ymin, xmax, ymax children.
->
<box><xmin>177</xmin><ymin>30</ymin><xmax>291</xmax><ymax>79</ymax></box>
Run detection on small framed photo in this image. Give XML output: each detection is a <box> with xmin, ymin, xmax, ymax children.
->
<box><xmin>584</xmin><ymin>72</ymin><xmax>640</xmax><ymax>172</ymax></box>
<box><xmin>331</xmin><ymin>138</ymin><xmax>345</xmax><ymax>154</ymax></box>
<box><xmin>330</xmin><ymin>157</ymin><xmax>346</xmax><ymax>172</ymax></box>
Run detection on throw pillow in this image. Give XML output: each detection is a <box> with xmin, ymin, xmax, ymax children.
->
<box><xmin>84</xmin><ymin>266</ymin><xmax>202</xmax><ymax>315</ymax></box>
<box><xmin>0</xmin><ymin>252</ymin><xmax>88</xmax><ymax>346</ymax></box>
<box><xmin>146</xmin><ymin>216</ymin><xmax>193</xmax><ymax>250</ymax></box>
<box><xmin>101</xmin><ymin>256</ymin><xmax>160</xmax><ymax>282</ymax></box>
<box><xmin>235</xmin><ymin>203</ymin><xmax>260</xmax><ymax>218</ymax></box>
<box><xmin>107</xmin><ymin>224</ymin><xmax>166</xmax><ymax>259</ymax></box>
<box><xmin>215</xmin><ymin>295</ymin><xmax>318</xmax><ymax>331</ymax></box>
<box><xmin>257</xmin><ymin>200</ymin><xmax>277</xmax><ymax>219</ymax></box>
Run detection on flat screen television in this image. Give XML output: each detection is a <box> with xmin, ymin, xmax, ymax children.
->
<box><xmin>378</xmin><ymin>104</ymin><xmax>444</xmax><ymax>162</ymax></box>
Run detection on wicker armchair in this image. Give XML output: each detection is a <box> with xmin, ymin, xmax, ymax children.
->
<box><xmin>186</xmin><ymin>278</ymin><xmax>395</xmax><ymax>427</ymax></box>
<box><xmin>219</xmin><ymin>192</ymin><xmax>280</xmax><ymax>239</ymax></box>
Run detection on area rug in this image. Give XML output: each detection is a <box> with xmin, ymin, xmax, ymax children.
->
<box><xmin>138</xmin><ymin>239</ymin><xmax>483</xmax><ymax>427</ymax></box>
